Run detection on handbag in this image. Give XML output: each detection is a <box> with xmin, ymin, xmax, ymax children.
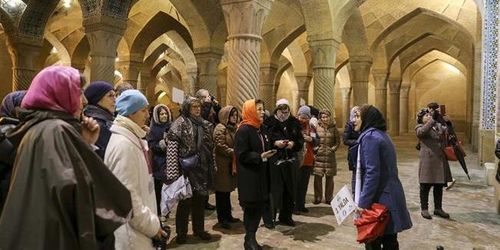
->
<box><xmin>179</xmin><ymin>154</ymin><xmax>200</xmax><ymax>172</ymax></box>
<box><xmin>353</xmin><ymin>203</ymin><xmax>390</xmax><ymax>243</ymax></box>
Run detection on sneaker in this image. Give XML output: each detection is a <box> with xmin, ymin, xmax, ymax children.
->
<box><xmin>434</xmin><ymin>209</ymin><xmax>450</xmax><ymax>219</ymax></box>
<box><xmin>421</xmin><ymin>210</ymin><xmax>432</xmax><ymax>220</ymax></box>
<box><xmin>194</xmin><ymin>231</ymin><xmax>212</xmax><ymax>240</ymax></box>
<box><xmin>175</xmin><ymin>234</ymin><xmax>187</xmax><ymax>244</ymax></box>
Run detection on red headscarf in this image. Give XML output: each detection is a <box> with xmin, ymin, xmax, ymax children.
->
<box><xmin>239</xmin><ymin>99</ymin><xmax>262</xmax><ymax>129</ymax></box>
<box><xmin>22</xmin><ymin>66</ymin><xmax>82</xmax><ymax>115</ymax></box>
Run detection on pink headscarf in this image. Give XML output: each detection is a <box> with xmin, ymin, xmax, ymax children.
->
<box><xmin>22</xmin><ymin>66</ymin><xmax>82</xmax><ymax>115</ymax></box>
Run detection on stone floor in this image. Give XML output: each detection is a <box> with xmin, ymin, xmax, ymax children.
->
<box><xmin>165</xmin><ymin>134</ymin><xmax>500</xmax><ymax>249</ymax></box>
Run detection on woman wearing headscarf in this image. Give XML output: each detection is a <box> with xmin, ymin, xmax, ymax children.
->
<box><xmin>354</xmin><ymin>104</ymin><xmax>412</xmax><ymax>249</ymax></box>
<box><xmin>83</xmin><ymin>81</ymin><xmax>116</xmax><ymax>159</ymax></box>
<box><xmin>0</xmin><ymin>66</ymin><xmax>132</xmax><ymax>250</ymax></box>
<box><xmin>415</xmin><ymin>108</ymin><xmax>452</xmax><ymax>220</ymax></box>
<box><xmin>0</xmin><ymin>90</ymin><xmax>26</xmax><ymax>216</ymax></box>
<box><xmin>165</xmin><ymin>97</ymin><xmax>214</xmax><ymax>244</ymax></box>
<box><xmin>235</xmin><ymin>99</ymin><xmax>276</xmax><ymax>250</ymax></box>
<box><xmin>213</xmin><ymin>105</ymin><xmax>240</xmax><ymax>229</ymax></box>
<box><xmin>294</xmin><ymin>105</ymin><xmax>319</xmax><ymax>214</ymax></box>
<box><xmin>313</xmin><ymin>109</ymin><xmax>340</xmax><ymax>205</ymax></box>
<box><xmin>264</xmin><ymin>98</ymin><xmax>303</xmax><ymax>227</ymax></box>
<box><xmin>105</xmin><ymin>90</ymin><xmax>168</xmax><ymax>249</ymax></box>
<box><xmin>343</xmin><ymin>106</ymin><xmax>360</xmax><ymax>194</ymax></box>
<box><xmin>147</xmin><ymin>104</ymin><xmax>173</xmax><ymax>215</ymax></box>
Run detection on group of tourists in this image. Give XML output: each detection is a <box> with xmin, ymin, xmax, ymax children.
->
<box><xmin>0</xmin><ymin>65</ymin><xmax>477</xmax><ymax>250</ymax></box>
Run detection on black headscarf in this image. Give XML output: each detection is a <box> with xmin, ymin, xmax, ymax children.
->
<box><xmin>360</xmin><ymin>105</ymin><xmax>386</xmax><ymax>132</ymax></box>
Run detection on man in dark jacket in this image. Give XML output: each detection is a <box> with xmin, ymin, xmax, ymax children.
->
<box><xmin>196</xmin><ymin>88</ymin><xmax>220</xmax><ymax>210</ymax></box>
<box><xmin>83</xmin><ymin>81</ymin><xmax>116</xmax><ymax>158</ymax></box>
<box><xmin>263</xmin><ymin>99</ymin><xmax>303</xmax><ymax>227</ymax></box>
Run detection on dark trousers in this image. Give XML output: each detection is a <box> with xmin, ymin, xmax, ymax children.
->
<box><xmin>176</xmin><ymin>191</ymin><xmax>207</xmax><ymax>235</ymax></box>
<box><xmin>314</xmin><ymin>175</ymin><xmax>334</xmax><ymax>203</ymax></box>
<box><xmin>295</xmin><ymin>166</ymin><xmax>312</xmax><ymax>210</ymax></box>
<box><xmin>242</xmin><ymin>202</ymin><xmax>264</xmax><ymax>241</ymax></box>
<box><xmin>420</xmin><ymin>183</ymin><xmax>444</xmax><ymax>210</ymax></box>
<box><xmin>215</xmin><ymin>191</ymin><xmax>233</xmax><ymax>223</ymax></box>
<box><xmin>365</xmin><ymin>233</ymin><xmax>399</xmax><ymax>250</ymax></box>
<box><xmin>154</xmin><ymin>179</ymin><xmax>163</xmax><ymax>216</ymax></box>
<box><xmin>263</xmin><ymin>187</ymin><xmax>294</xmax><ymax>223</ymax></box>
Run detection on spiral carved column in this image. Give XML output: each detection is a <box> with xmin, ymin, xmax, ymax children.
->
<box><xmin>340</xmin><ymin>87</ymin><xmax>352</xmax><ymax>125</ymax></box>
<box><xmin>295</xmin><ymin>73</ymin><xmax>312</xmax><ymax>106</ymax></box>
<box><xmin>7</xmin><ymin>40</ymin><xmax>42</xmax><ymax>90</ymax></box>
<box><xmin>259</xmin><ymin>64</ymin><xmax>278</xmax><ymax>108</ymax></box>
<box><xmin>195</xmin><ymin>49</ymin><xmax>223</xmax><ymax>97</ymax></box>
<box><xmin>84</xmin><ymin>19</ymin><xmax>126</xmax><ymax>84</ymax></box>
<box><xmin>309</xmin><ymin>39</ymin><xmax>339</xmax><ymax>114</ymax></box>
<box><xmin>221</xmin><ymin>0</ymin><xmax>272</xmax><ymax>108</ymax></box>
<box><xmin>373</xmin><ymin>70</ymin><xmax>388</xmax><ymax>117</ymax></box>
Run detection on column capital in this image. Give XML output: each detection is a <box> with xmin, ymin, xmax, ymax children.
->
<box><xmin>221</xmin><ymin>0</ymin><xmax>273</xmax><ymax>39</ymax></box>
<box><xmin>194</xmin><ymin>47</ymin><xmax>224</xmax><ymax>57</ymax></box>
<box><xmin>83</xmin><ymin>15</ymin><xmax>127</xmax><ymax>35</ymax></box>
<box><xmin>309</xmin><ymin>39</ymin><xmax>339</xmax><ymax>67</ymax></box>
<box><xmin>388</xmin><ymin>79</ymin><xmax>401</xmax><ymax>92</ymax></box>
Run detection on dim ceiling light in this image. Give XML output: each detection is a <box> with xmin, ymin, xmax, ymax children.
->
<box><xmin>62</xmin><ymin>0</ymin><xmax>71</xmax><ymax>8</ymax></box>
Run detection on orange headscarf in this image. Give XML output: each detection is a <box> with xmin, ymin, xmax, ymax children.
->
<box><xmin>238</xmin><ymin>99</ymin><xmax>262</xmax><ymax>129</ymax></box>
<box><xmin>233</xmin><ymin>99</ymin><xmax>262</xmax><ymax>175</ymax></box>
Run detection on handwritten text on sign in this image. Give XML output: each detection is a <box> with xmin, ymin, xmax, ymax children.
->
<box><xmin>331</xmin><ymin>185</ymin><xmax>355</xmax><ymax>225</ymax></box>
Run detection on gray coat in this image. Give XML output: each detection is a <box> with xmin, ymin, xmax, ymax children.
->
<box><xmin>415</xmin><ymin>119</ymin><xmax>452</xmax><ymax>184</ymax></box>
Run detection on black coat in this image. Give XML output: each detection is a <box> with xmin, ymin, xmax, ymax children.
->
<box><xmin>83</xmin><ymin>105</ymin><xmax>114</xmax><ymax>159</ymax></box>
<box><xmin>343</xmin><ymin>121</ymin><xmax>360</xmax><ymax>170</ymax></box>
<box><xmin>147</xmin><ymin>121</ymin><xmax>170</xmax><ymax>180</ymax></box>
<box><xmin>264</xmin><ymin>115</ymin><xmax>303</xmax><ymax>209</ymax></box>
<box><xmin>235</xmin><ymin>124</ymin><xmax>272</xmax><ymax>205</ymax></box>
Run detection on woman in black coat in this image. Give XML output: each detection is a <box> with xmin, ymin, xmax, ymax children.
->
<box><xmin>343</xmin><ymin>106</ymin><xmax>360</xmax><ymax>193</ymax></box>
<box><xmin>235</xmin><ymin>99</ymin><xmax>276</xmax><ymax>250</ymax></box>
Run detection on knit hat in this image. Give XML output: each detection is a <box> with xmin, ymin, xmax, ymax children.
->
<box><xmin>115</xmin><ymin>89</ymin><xmax>149</xmax><ymax>116</ymax></box>
<box><xmin>84</xmin><ymin>81</ymin><xmax>114</xmax><ymax>105</ymax></box>
<box><xmin>276</xmin><ymin>98</ymin><xmax>289</xmax><ymax>107</ymax></box>
<box><xmin>297</xmin><ymin>105</ymin><xmax>311</xmax><ymax>118</ymax></box>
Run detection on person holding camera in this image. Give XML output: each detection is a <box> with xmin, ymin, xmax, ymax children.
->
<box><xmin>263</xmin><ymin>99</ymin><xmax>303</xmax><ymax>227</ymax></box>
<box><xmin>415</xmin><ymin>107</ymin><xmax>452</xmax><ymax>219</ymax></box>
<box><xmin>196</xmin><ymin>88</ymin><xmax>220</xmax><ymax>211</ymax></box>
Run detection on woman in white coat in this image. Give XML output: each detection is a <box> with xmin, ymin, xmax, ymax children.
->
<box><xmin>105</xmin><ymin>90</ymin><xmax>168</xmax><ymax>249</ymax></box>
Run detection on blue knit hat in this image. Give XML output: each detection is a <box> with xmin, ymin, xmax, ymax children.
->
<box><xmin>115</xmin><ymin>89</ymin><xmax>149</xmax><ymax>116</ymax></box>
<box><xmin>297</xmin><ymin>105</ymin><xmax>311</xmax><ymax>118</ymax></box>
<box><xmin>84</xmin><ymin>81</ymin><xmax>114</xmax><ymax>105</ymax></box>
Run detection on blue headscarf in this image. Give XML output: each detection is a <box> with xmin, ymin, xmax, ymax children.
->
<box><xmin>1</xmin><ymin>91</ymin><xmax>27</xmax><ymax>118</ymax></box>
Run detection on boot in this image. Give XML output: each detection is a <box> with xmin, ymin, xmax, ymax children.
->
<box><xmin>434</xmin><ymin>209</ymin><xmax>450</xmax><ymax>219</ymax></box>
<box><xmin>244</xmin><ymin>235</ymin><xmax>262</xmax><ymax>250</ymax></box>
<box><xmin>421</xmin><ymin>210</ymin><xmax>432</xmax><ymax>220</ymax></box>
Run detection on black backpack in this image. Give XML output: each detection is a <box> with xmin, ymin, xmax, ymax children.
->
<box><xmin>0</xmin><ymin>117</ymin><xmax>19</xmax><ymax>216</ymax></box>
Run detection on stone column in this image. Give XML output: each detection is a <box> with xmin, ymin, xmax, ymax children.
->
<box><xmin>217</xmin><ymin>72</ymin><xmax>227</xmax><ymax>106</ymax></box>
<box><xmin>141</xmin><ymin>71</ymin><xmax>154</xmax><ymax>102</ymax></box>
<box><xmin>6</xmin><ymin>39</ymin><xmax>42</xmax><ymax>90</ymax></box>
<box><xmin>340</xmin><ymin>87</ymin><xmax>352</xmax><ymax>125</ymax></box>
<box><xmin>220</xmin><ymin>0</ymin><xmax>272</xmax><ymax>108</ymax></box>
<box><xmin>84</xmin><ymin>18</ymin><xmax>126</xmax><ymax>83</ymax></box>
<box><xmin>309</xmin><ymin>38</ymin><xmax>339</xmax><ymax>113</ymax></box>
<box><xmin>372</xmin><ymin>70</ymin><xmax>388</xmax><ymax>117</ymax></box>
<box><xmin>185</xmin><ymin>69</ymin><xmax>198</xmax><ymax>96</ymax></box>
<box><xmin>195</xmin><ymin>49</ymin><xmax>223</xmax><ymax>96</ymax></box>
<box><xmin>348</xmin><ymin>57</ymin><xmax>372</xmax><ymax>106</ymax></box>
<box><xmin>399</xmin><ymin>87</ymin><xmax>410</xmax><ymax>134</ymax></box>
<box><xmin>259</xmin><ymin>64</ymin><xmax>278</xmax><ymax>108</ymax></box>
<box><xmin>295</xmin><ymin>73</ymin><xmax>312</xmax><ymax>105</ymax></box>
<box><xmin>388</xmin><ymin>79</ymin><xmax>401</xmax><ymax>136</ymax></box>
<box><xmin>116</xmin><ymin>53</ymin><xmax>143</xmax><ymax>90</ymax></box>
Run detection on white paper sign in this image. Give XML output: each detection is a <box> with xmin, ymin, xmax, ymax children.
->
<box><xmin>172</xmin><ymin>87</ymin><xmax>185</xmax><ymax>104</ymax></box>
<box><xmin>331</xmin><ymin>185</ymin><xmax>356</xmax><ymax>225</ymax></box>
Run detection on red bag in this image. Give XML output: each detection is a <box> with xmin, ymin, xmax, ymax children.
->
<box><xmin>354</xmin><ymin>203</ymin><xmax>390</xmax><ymax>243</ymax></box>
